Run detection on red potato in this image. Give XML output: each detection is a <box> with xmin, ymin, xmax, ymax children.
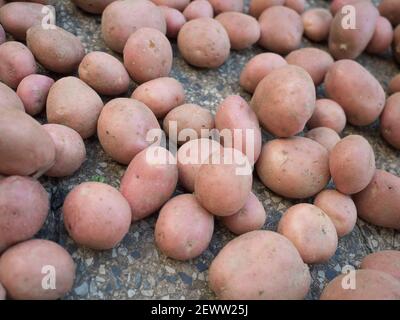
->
<box><xmin>208</xmin><ymin>0</ymin><xmax>243</xmax><ymax>14</ymax></box>
<box><xmin>0</xmin><ymin>82</ymin><xmax>25</xmax><ymax>111</ymax></box>
<box><xmin>284</xmin><ymin>0</ymin><xmax>305</xmax><ymax>14</ymax></box>
<box><xmin>380</xmin><ymin>93</ymin><xmax>400</xmax><ymax>149</ymax></box>
<box><xmin>379</xmin><ymin>0</ymin><xmax>400</xmax><ymax>27</ymax></box>
<box><xmin>366</xmin><ymin>16</ymin><xmax>394</xmax><ymax>54</ymax></box>
<box><xmin>182</xmin><ymin>0</ymin><xmax>213</xmax><ymax>20</ymax></box>
<box><xmin>0</xmin><ymin>23</ymin><xmax>5</xmax><ymax>45</ymax></box>
<box><xmin>249</xmin><ymin>0</ymin><xmax>285</xmax><ymax>19</ymax></box>
<box><xmin>330</xmin><ymin>0</ymin><xmax>370</xmax><ymax>16</ymax></box>
<box><xmin>388</xmin><ymin>74</ymin><xmax>400</xmax><ymax>94</ymax></box>
<box><xmin>305</xmin><ymin>127</ymin><xmax>340</xmax><ymax>152</ymax></box>
<box><xmin>302</xmin><ymin>8</ymin><xmax>333</xmax><ymax>42</ymax></box>
<box><xmin>307</xmin><ymin>99</ymin><xmax>346</xmax><ymax>133</ymax></box>
<box><xmin>72</xmin><ymin>0</ymin><xmax>117</xmax><ymax>14</ymax></box>
<box><xmin>160</xmin><ymin>6</ymin><xmax>186</xmax><ymax>39</ymax></box>
<box><xmin>151</xmin><ymin>0</ymin><xmax>190</xmax><ymax>11</ymax></box>
<box><xmin>360</xmin><ymin>250</ymin><xmax>400</xmax><ymax>281</ymax></box>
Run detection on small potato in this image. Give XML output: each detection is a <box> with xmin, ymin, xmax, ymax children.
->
<box><xmin>256</xmin><ymin>137</ymin><xmax>330</xmax><ymax>199</ymax></box>
<box><xmin>43</xmin><ymin>124</ymin><xmax>86</xmax><ymax>177</ymax></box>
<box><xmin>131</xmin><ymin>77</ymin><xmax>185</xmax><ymax>119</ymax></box>
<box><xmin>177</xmin><ymin>138</ymin><xmax>222</xmax><ymax>192</ymax></box>
<box><xmin>215</xmin><ymin>12</ymin><xmax>260</xmax><ymax>50</ymax></box>
<box><xmin>353</xmin><ymin>169</ymin><xmax>400</xmax><ymax>230</ymax></box>
<box><xmin>239</xmin><ymin>53</ymin><xmax>287</xmax><ymax>93</ymax></box>
<box><xmin>182</xmin><ymin>0</ymin><xmax>213</xmax><ymax>20</ymax></box>
<box><xmin>321</xmin><ymin>270</ymin><xmax>400</xmax><ymax>300</ymax></box>
<box><xmin>251</xmin><ymin>65</ymin><xmax>316</xmax><ymax>137</ymax></box>
<box><xmin>388</xmin><ymin>74</ymin><xmax>400</xmax><ymax>94</ymax></box>
<box><xmin>0</xmin><ymin>176</ymin><xmax>49</xmax><ymax>252</ymax></box>
<box><xmin>72</xmin><ymin>0</ymin><xmax>117</xmax><ymax>14</ymax></box>
<box><xmin>0</xmin><ymin>282</ymin><xmax>5</xmax><ymax>300</ymax></box>
<box><xmin>163</xmin><ymin>103</ymin><xmax>215</xmax><ymax>145</ymax></box>
<box><xmin>329</xmin><ymin>135</ymin><xmax>376</xmax><ymax>195</ymax></box>
<box><xmin>0</xmin><ymin>239</ymin><xmax>75</xmax><ymax>300</ymax></box>
<box><xmin>366</xmin><ymin>16</ymin><xmax>393</xmax><ymax>54</ymax></box>
<box><xmin>160</xmin><ymin>6</ymin><xmax>186</xmax><ymax>39</ymax></box>
<box><xmin>0</xmin><ymin>82</ymin><xmax>25</xmax><ymax>111</ymax></box>
<box><xmin>78</xmin><ymin>51</ymin><xmax>130</xmax><ymax>96</ymax></box>
<box><xmin>325</xmin><ymin>60</ymin><xmax>385</xmax><ymax>126</ymax></box>
<box><xmin>209</xmin><ymin>230</ymin><xmax>311</xmax><ymax>300</ymax></box>
<box><xmin>120</xmin><ymin>146</ymin><xmax>178</xmax><ymax>221</ymax></box>
<box><xmin>379</xmin><ymin>0</ymin><xmax>400</xmax><ymax>27</ymax></box>
<box><xmin>305</xmin><ymin>127</ymin><xmax>340</xmax><ymax>152</ymax></box>
<box><xmin>63</xmin><ymin>182</ymin><xmax>131</xmax><ymax>250</ymax></box>
<box><xmin>380</xmin><ymin>93</ymin><xmax>400</xmax><ymax>149</ymax></box>
<box><xmin>302</xmin><ymin>8</ymin><xmax>332</xmax><ymax>42</ymax></box>
<box><xmin>330</xmin><ymin>0</ymin><xmax>370</xmax><ymax>15</ymax></box>
<box><xmin>394</xmin><ymin>25</ymin><xmax>400</xmax><ymax>63</ymax></box>
<box><xmin>178</xmin><ymin>18</ymin><xmax>230</xmax><ymax>68</ymax></box>
<box><xmin>0</xmin><ymin>41</ymin><xmax>36</xmax><ymax>89</ymax></box>
<box><xmin>27</xmin><ymin>25</ymin><xmax>85</xmax><ymax>74</ymax></box>
<box><xmin>101</xmin><ymin>0</ymin><xmax>166</xmax><ymax>53</ymax></box>
<box><xmin>285</xmin><ymin>0</ymin><xmax>305</xmax><ymax>14</ymax></box>
<box><xmin>0</xmin><ymin>23</ymin><xmax>5</xmax><ymax>45</ymax></box>
<box><xmin>258</xmin><ymin>6</ymin><xmax>303</xmax><ymax>55</ymax></box>
<box><xmin>155</xmin><ymin>194</ymin><xmax>214</xmax><ymax>260</ymax></box>
<box><xmin>314</xmin><ymin>189</ymin><xmax>357</xmax><ymax>237</ymax></box>
<box><xmin>221</xmin><ymin>192</ymin><xmax>266</xmax><ymax>235</ymax></box>
<box><xmin>16</xmin><ymin>74</ymin><xmax>54</xmax><ymax>116</ymax></box>
<box><xmin>360</xmin><ymin>250</ymin><xmax>400</xmax><ymax>281</ymax></box>
<box><xmin>285</xmin><ymin>48</ymin><xmax>333</xmax><ymax>86</ymax></box>
<box><xmin>249</xmin><ymin>0</ymin><xmax>285</xmax><ymax>19</ymax></box>
<box><xmin>208</xmin><ymin>0</ymin><xmax>243</xmax><ymax>15</ymax></box>
<box><xmin>307</xmin><ymin>99</ymin><xmax>346</xmax><ymax>133</ymax></box>
<box><xmin>150</xmin><ymin>0</ymin><xmax>190</xmax><ymax>11</ymax></box>
<box><xmin>97</xmin><ymin>98</ymin><xmax>160</xmax><ymax>164</ymax></box>
<box><xmin>46</xmin><ymin>77</ymin><xmax>104</xmax><ymax>139</ymax></box>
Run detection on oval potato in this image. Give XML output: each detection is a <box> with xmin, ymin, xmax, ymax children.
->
<box><xmin>307</xmin><ymin>99</ymin><xmax>346</xmax><ymax>133</ymax></box>
<box><xmin>380</xmin><ymin>93</ymin><xmax>400</xmax><ymax>149</ymax></box>
<box><xmin>182</xmin><ymin>0</ymin><xmax>213</xmax><ymax>20</ymax></box>
<box><xmin>302</xmin><ymin>8</ymin><xmax>332</xmax><ymax>42</ymax></box>
<box><xmin>305</xmin><ymin>127</ymin><xmax>340</xmax><ymax>152</ymax></box>
<box><xmin>360</xmin><ymin>250</ymin><xmax>400</xmax><ymax>281</ymax></box>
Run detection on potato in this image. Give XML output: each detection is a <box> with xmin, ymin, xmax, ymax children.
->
<box><xmin>330</xmin><ymin>0</ymin><xmax>370</xmax><ymax>16</ymax></box>
<box><xmin>0</xmin><ymin>283</ymin><xmax>5</xmax><ymax>300</ymax></box>
<box><xmin>302</xmin><ymin>8</ymin><xmax>332</xmax><ymax>42</ymax></box>
<box><xmin>239</xmin><ymin>53</ymin><xmax>287</xmax><ymax>93</ymax></box>
<box><xmin>285</xmin><ymin>48</ymin><xmax>333</xmax><ymax>86</ymax></box>
<box><xmin>251</xmin><ymin>65</ymin><xmax>316</xmax><ymax>137</ymax></box>
<box><xmin>63</xmin><ymin>182</ymin><xmax>131</xmax><ymax>250</ymax></box>
<box><xmin>150</xmin><ymin>0</ymin><xmax>190</xmax><ymax>11</ymax></box>
<box><xmin>258</xmin><ymin>6</ymin><xmax>303</xmax><ymax>54</ymax></box>
<box><xmin>394</xmin><ymin>25</ymin><xmax>400</xmax><ymax>63</ymax></box>
<box><xmin>329</xmin><ymin>135</ymin><xmax>375</xmax><ymax>195</ymax></box>
<box><xmin>353</xmin><ymin>169</ymin><xmax>400</xmax><ymax>230</ymax></box>
<box><xmin>208</xmin><ymin>0</ymin><xmax>243</xmax><ymax>15</ymax></box>
<box><xmin>27</xmin><ymin>25</ymin><xmax>85</xmax><ymax>74</ymax></box>
<box><xmin>380</xmin><ymin>93</ymin><xmax>400</xmax><ymax>149</ymax></box>
<box><xmin>0</xmin><ymin>176</ymin><xmax>49</xmax><ymax>253</ymax></box>
<box><xmin>215</xmin><ymin>95</ymin><xmax>262</xmax><ymax>164</ymax></box>
<box><xmin>305</xmin><ymin>127</ymin><xmax>340</xmax><ymax>152</ymax></box>
<box><xmin>249</xmin><ymin>0</ymin><xmax>285</xmax><ymax>19</ymax></box>
<box><xmin>215</xmin><ymin>12</ymin><xmax>260</xmax><ymax>50</ymax></box>
<box><xmin>0</xmin><ymin>108</ymin><xmax>55</xmax><ymax>176</ymax></box>
<box><xmin>366</xmin><ymin>16</ymin><xmax>393</xmax><ymax>54</ymax></box>
<box><xmin>97</xmin><ymin>98</ymin><xmax>160</xmax><ymax>164</ymax></box>
<box><xmin>329</xmin><ymin>1</ymin><xmax>378</xmax><ymax>60</ymax></box>
<box><xmin>123</xmin><ymin>28</ymin><xmax>172</xmax><ymax>84</ymax></box>
<box><xmin>388</xmin><ymin>74</ymin><xmax>400</xmax><ymax>94</ymax></box>
<box><xmin>360</xmin><ymin>251</ymin><xmax>400</xmax><ymax>281</ymax></box>
<box><xmin>195</xmin><ymin>148</ymin><xmax>252</xmax><ymax>216</ymax></box>
<box><xmin>120</xmin><ymin>146</ymin><xmax>178</xmax><ymax>221</ymax></box>
<box><xmin>43</xmin><ymin>124</ymin><xmax>86</xmax><ymax>177</ymax></box>
<box><xmin>182</xmin><ymin>0</ymin><xmax>213</xmax><ymax>21</ymax></box>
<box><xmin>320</xmin><ymin>270</ymin><xmax>400</xmax><ymax>300</ymax></box>
<box><xmin>0</xmin><ymin>41</ymin><xmax>36</xmax><ymax>89</ymax></box>
<box><xmin>314</xmin><ymin>189</ymin><xmax>357</xmax><ymax>237</ymax></box>
<box><xmin>16</xmin><ymin>74</ymin><xmax>54</xmax><ymax>116</ymax></box>
<box><xmin>178</xmin><ymin>17</ymin><xmax>230</xmax><ymax>68</ymax></box>
<box><xmin>278</xmin><ymin>204</ymin><xmax>338</xmax><ymax>264</ymax></box>
<box><xmin>72</xmin><ymin>0</ymin><xmax>117</xmax><ymax>14</ymax></box>
<box><xmin>163</xmin><ymin>103</ymin><xmax>215</xmax><ymax>145</ymax></box>
<box><xmin>155</xmin><ymin>194</ymin><xmax>214</xmax><ymax>260</ymax></box>
<box><xmin>0</xmin><ymin>239</ymin><xmax>75</xmax><ymax>300</ymax></box>
<box><xmin>285</xmin><ymin>0</ymin><xmax>305</xmax><ymax>14</ymax></box>
<box><xmin>221</xmin><ymin>192</ymin><xmax>266</xmax><ymax>235</ymax></box>
<box><xmin>0</xmin><ymin>82</ymin><xmax>25</xmax><ymax>111</ymax></box>
<box><xmin>256</xmin><ymin>137</ymin><xmax>330</xmax><ymax>199</ymax></box>
<box><xmin>177</xmin><ymin>138</ymin><xmax>222</xmax><ymax>192</ymax></box>
<box><xmin>307</xmin><ymin>99</ymin><xmax>346</xmax><ymax>133</ymax></box>
<box><xmin>101</xmin><ymin>0</ymin><xmax>166</xmax><ymax>53</ymax></box>
<box><xmin>379</xmin><ymin>0</ymin><xmax>400</xmax><ymax>27</ymax></box>
<box><xmin>160</xmin><ymin>6</ymin><xmax>186</xmax><ymax>39</ymax></box>
<box><xmin>325</xmin><ymin>60</ymin><xmax>385</xmax><ymax>126</ymax></box>
<box><xmin>209</xmin><ymin>230</ymin><xmax>311</xmax><ymax>300</ymax></box>
<box><xmin>78</xmin><ymin>51</ymin><xmax>130</xmax><ymax>96</ymax></box>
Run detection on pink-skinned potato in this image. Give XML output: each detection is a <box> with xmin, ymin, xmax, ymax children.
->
<box><xmin>379</xmin><ymin>0</ymin><xmax>400</xmax><ymax>27</ymax></box>
<box><xmin>249</xmin><ymin>0</ymin><xmax>285</xmax><ymax>19</ymax></box>
<box><xmin>307</xmin><ymin>99</ymin><xmax>346</xmax><ymax>133</ymax></box>
<box><xmin>150</xmin><ymin>0</ymin><xmax>190</xmax><ymax>11</ymax></box>
<box><xmin>380</xmin><ymin>93</ymin><xmax>400</xmax><ymax>149</ymax></box>
<box><xmin>208</xmin><ymin>0</ymin><xmax>243</xmax><ymax>15</ymax></box>
<box><xmin>285</xmin><ymin>0</ymin><xmax>305</xmax><ymax>14</ymax></box>
<box><xmin>0</xmin><ymin>82</ymin><xmax>25</xmax><ymax>111</ymax></box>
<box><xmin>366</xmin><ymin>16</ymin><xmax>393</xmax><ymax>54</ymax></box>
<box><xmin>330</xmin><ymin>0</ymin><xmax>370</xmax><ymax>16</ymax></box>
<box><xmin>72</xmin><ymin>0</ymin><xmax>117</xmax><ymax>14</ymax></box>
<box><xmin>305</xmin><ymin>127</ymin><xmax>340</xmax><ymax>152</ymax></box>
<box><xmin>394</xmin><ymin>25</ymin><xmax>400</xmax><ymax>63</ymax></box>
<box><xmin>160</xmin><ymin>6</ymin><xmax>186</xmax><ymax>39</ymax></box>
<box><xmin>360</xmin><ymin>250</ymin><xmax>400</xmax><ymax>281</ymax></box>
<box><xmin>182</xmin><ymin>0</ymin><xmax>213</xmax><ymax>21</ymax></box>
<box><xmin>302</xmin><ymin>8</ymin><xmax>332</xmax><ymax>42</ymax></box>
<box><xmin>388</xmin><ymin>74</ymin><xmax>400</xmax><ymax>94</ymax></box>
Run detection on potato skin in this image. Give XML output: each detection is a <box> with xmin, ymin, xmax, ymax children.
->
<box><xmin>380</xmin><ymin>93</ymin><xmax>400</xmax><ymax>149</ymax></box>
<box><xmin>97</xmin><ymin>98</ymin><xmax>160</xmax><ymax>164</ymax></box>
<box><xmin>120</xmin><ymin>146</ymin><xmax>178</xmax><ymax>221</ymax></box>
<box><xmin>330</xmin><ymin>0</ymin><xmax>370</xmax><ymax>16</ymax></box>
<box><xmin>366</xmin><ymin>16</ymin><xmax>393</xmax><ymax>54</ymax></box>
<box><xmin>305</xmin><ymin>127</ymin><xmax>340</xmax><ymax>152</ymax></box>
<box><xmin>302</xmin><ymin>8</ymin><xmax>332</xmax><ymax>42</ymax></box>
<box><xmin>285</xmin><ymin>0</ymin><xmax>305</xmax><ymax>14</ymax></box>
<box><xmin>251</xmin><ymin>65</ymin><xmax>316</xmax><ymax>137</ymax></box>
<box><xmin>63</xmin><ymin>182</ymin><xmax>131</xmax><ymax>250</ymax></box>
<box><xmin>160</xmin><ymin>6</ymin><xmax>186</xmax><ymax>39</ymax></box>
<box><xmin>155</xmin><ymin>194</ymin><xmax>214</xmax><ymax>260</ymax></box>
<box><xmin>0</xmin><ymin>82</ymin><xmax>25</xmax><ymax>111</ymax></box>
<box><xmin>379</xmin><ymin>0</ymin><xmax>400</xmax><ymax>27</ymax></box>
<box><xmin>329</xmin><ymin>135</ymin><xmax>375</xmax><ymax>195</ymax></box>
<box><xmin>150</xmin><ymin>0</ymin><xmax>190</xmax><ymax>11</ymax></box>
<box><xmin>325</xmin><ymin>60</ymin><xmax>385</xmax><ymax>126</ymax></box>
<box><xmin>43</xmin><ymin>124</ymin><xmax>86</xmax><ymax>177</ymax></box>
<box><xmin>307</xmin><ymin>99</ymin><xmax>346</xmax><ymax>133</ymax></box>
<box><xmin>388</xmin><ymin>74</ymin><xmax>400</xmax><ymax>94</ymax></box>
<box><xmin>208</xmin><ymin>0</ymin><xmax>243</xmax><ymax>15</ymax></box>
<box><xmin>249</xmin><ymin>0</ymin><xmax>285</xmax><ymax>19</ymax></box>
<box><xmin>47</xmin><ymin>77</ymin><xmax>103</xmax><ymax>139</ymax></box>
<box><xmin>0</xmin><ymin>176</ymin><xmax>49</xmax><ymax>253</ymax></box>
<box><xmin>182</xmin><ymin>0</ymin><xmax>213</xmax><ymax>21</ymax></box>
<box><xmin>256</xmin><ymin>137</ymin><xmax>330</xmax><ymax>199</ymax></box>
<box><xmin>78</xmin><ymin>51</ymin><xmax>130</xmax><ymax>96</ymax></box>
<box><xmin>353</xmin><ymin>169</ymin><xmax>400</xmax><ymax>230</ymax></box>
<box><xmin>72</xmin><ymin>0</ymin><xmax>117</xmax><ymax>14</ymax></box>
<box><xmin>360</xmin><ymin>250</ymin><xmax>400</xmax><ymax>281</ymax></box>
<box><xmin>0</xmin><ymin>239</ymin><xmax>75</xmax><ymax>300</ymax></box>
<box><xmin>209</xmin><ymin>230</ymin><xmax>311</xmax><ymax>300</ymax></box>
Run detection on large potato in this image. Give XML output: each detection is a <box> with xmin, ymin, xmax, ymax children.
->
<box><xmin>0</xmin><ymin>239</ymin><xmax>75</xmax><ymax>300</ymax></box>
<box><xmin>0</xmin><ymin>176</ymin><xmax>49</xmax><ymax>253</ymax></box>
<box><xmin>208</xmin><ymin>0</ymin><xmax>243</xmax><ymax>14</ymax></box>
<box><xmin>307</xmin><ymin>99</ymin><xmax>346</xmax><ymax>133</ymax></box>
<box><xmin>366</xmin><ymin>16</ymin><xmax>393</xmax><ymax>54</ymax></box>
<box><xmin>305</xmin><ymin>127</ymin><xmax>340</xmax><ymax>152</ymax></box>
<box><xmin>302</xmin><ymin>8</ymin><xmax>333</xmax><ymax>42</ymax></box>
<box><xmin>380</xmin><ymin>93</ymin><xmax>400</xmax><ymax>149</ymax></box>
<box><xmin>325</xmin><ymin>60</ymin><xmax>385</xmax><ymax>126</ymax></box>
<box><xmin>182</xmin><ymin>0</ymin><xmax>213</xmax><ymax>20</ymax></box>
<box><xmin>379</xmin><ymin>0</ymin><xmax>400</xmax><ymax>27</ymax></box>
<box><xmin>120</xmin><ymin>146</ymin><xmax>178</xmax><ymax>221</ymax></box>
<box><xmin>150</xmin><ymin>0</ymin><xmax>190</xmax><ymax>11</ymax></box>
<box><xmin>72</xmin><ymin>0</ymin><xmax>117</xmax><ymax>14</ymax></box>
<box><xmin>249</xmin><ymin>0</ymin><xmax>284</xmax><ymax>18</ymax></box>
<box><xmin>97</xmin><ymin>98</ymin><xmax>160</xmax><ymax>164</ymax></box>
<box><xmin>360</xmin><ymin>250</ymin><xmax>400</xmax><ymax>281</ymax></box>
<box><xmin>251</xmin><ymin>65</ymin><xmax>316</xmax><ymax>137</ymax></box>
<box><xmin>46</xmin><ymin>77</ymin><xmax>104</xmax><ymax>139</ymax></box>
<box><xmin>256</xmin><ymin>137</ymin><xmax>330</xmax><ymax>199</ymax></box>
<box><xmin>0</xmin><ymin>82</ymin><xmax>25</xmax><ymax>111</ymax></box>
<box><xmin>160</xmin><ymin>6</ymin><xmax>186</xmax><ymax>39</ymax></box>
<box><xmin>209</xmin><ymin>230</ymin><xmax>311</xmax><ymax>300</ymax></box>
<box><xmin>155</xmin><ymin>194</ymin><xmax>214</xmax><ymax>260</ymax></box>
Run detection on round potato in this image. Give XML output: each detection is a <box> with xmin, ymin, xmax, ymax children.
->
<box><xmin>388</xmin><ymin>74</ymin><xmax>400</xmax><ymax>94</ymax></box>
<box><xmin>182</xmin><ymin>0</ymin><xmax>213</xmax><ymax>20</ymax></box>
<box><xmin>380</xmin><ymin>93</ymin><xmax>400</xmax><ymax>149</ymax></box>
<box><xmin>379</xmin><ymin>0</ymin><xmax>400</xmax><ymax>27</ymax></box>
<box><xmin>160</xmin><ymin>6</ymin><xmax>186</xmax><ymax>39</ymax></box>
<box><xmin>329</xmin><ymin>135</ymin><xmax>376</xmax><ymax>195</ymax></box>
<box><xmin>249</xmin><ymin>0</ymin><xmax>285</xmax><ymax>18</ymax></box>
<box><xmin>209</xmin><ymin>230</ymin><xmax>311</xmax><ymax>300</ymax></box>
<box><xmin>150</xmin><ymin>0</ymin><xmax>190</xmax><ymax>11</ymax></box>
<box><xmin>305</xmin><ymin>127</ymin><xmax>340</xmax><ymax>152</ymax></box>
<box><xmin>0</xmin><ymin>82</ymin><xmax>25</xmax><ymax>111</ymax></box>
<box><xmin>256</xmin><ymin>137</ymin><xmax>330</xmax><ymax>199</ymax></box>
<box><xmin>0</xmin><ymin>239</ymin><xmax>75</xmax><ymax>300</ymax></box>
<box><xmin>302</xmin><ymin>8</ymin><xmax>332</xmax><ymax>42</ymax></box>
<box><xmin>0</xmin><ymin>176</ymin><xmax>49</xmax><ymax>253</ymax></box>
<box><xmin>208</xmin><ymin>0</ymin><xmax>243</xmax><ymax>15</ymax></box>
<box><xmin>307</xmin><ymin>99</ymin><xmax>346</xmax><ymax>133</ymax></box>
<box><xmin>366</xmin><ymin>16</ymin><xmax>393</xmax><ymax>54</ymax></box>
<box><xmin>360</xmin><ymin>250</ymin><xmax>400</xmax><ymax>281</ymax></box>
<box><xmin>72</xmin><ymin>0</ymin><xmax>117</xmax><ymax>14</ymax></box>
<box><xmin>285</xmin><ymin>0</ymin><xmax>305</xmax><ymax>14</ymax></box>
<box><xmin>394</xmin><ymin>25</ymin><xmax>400</xmax><ymax>63</ymax></box>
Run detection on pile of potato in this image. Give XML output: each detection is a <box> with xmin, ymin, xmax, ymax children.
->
<box><xmin>0</xmin><ymin>0</ymin><xmax>399</xmax><ymax>300</ymax></box>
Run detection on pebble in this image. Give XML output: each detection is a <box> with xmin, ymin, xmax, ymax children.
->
<box><xmin>99</xmin><ymin>265</ymin><xmax>106</xmax><ymax>275</ymax></box>
<box><xmin>141</xmin><ymin>289</ymin><xmax>154</xmax><ymax>297</ymax></box>
<box><xmin>85</xmin><ymin>258</ymin><xmax>93</xmax><ymax>266</ymax></box>
<box><xmin>165</xmin><ymin>266</ymin><xmax>176</xmax><ymax>274</ymax></box>
<box><xmin>128</xmin><ymin>289</ymin><xmax>136</xmax><ymax>298</ymax></box>
<box><xmin>74</xmin><ymin>282</ymin><xmax>89</xmax><ymax>296</ymax></box>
